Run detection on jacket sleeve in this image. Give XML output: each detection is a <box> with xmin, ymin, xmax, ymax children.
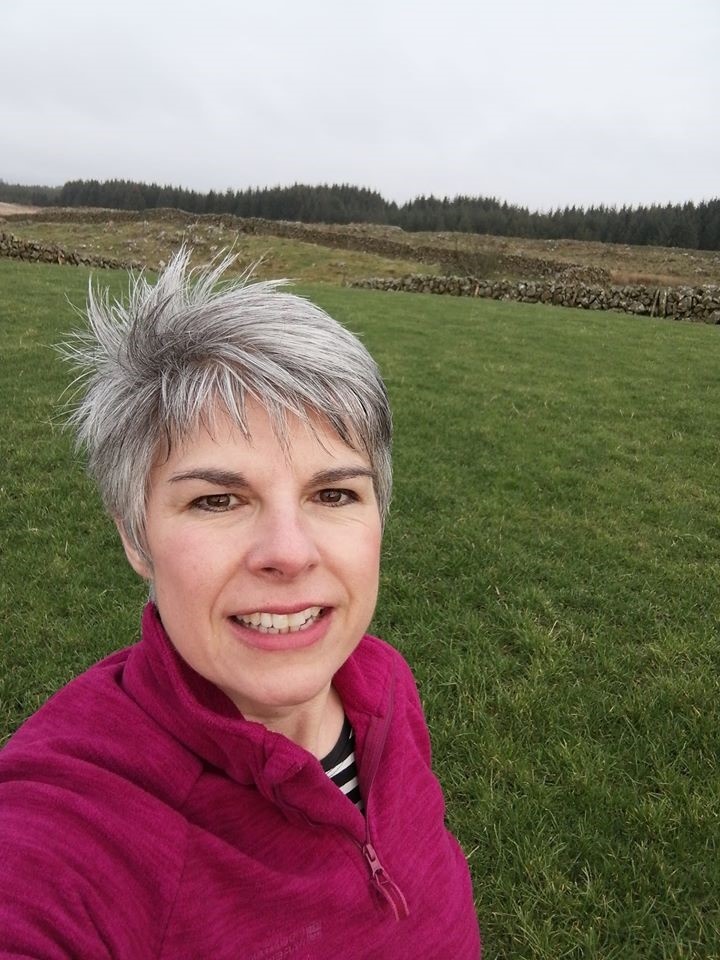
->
<box><xmin>1</xmin><ymin>797</ymin><xmax>111</xmax><ymax>959</ymax></box>
<box><xmin>0</xmin><ymin>767</ymin><xmax>186</xmax><ymax>959</ymax></box>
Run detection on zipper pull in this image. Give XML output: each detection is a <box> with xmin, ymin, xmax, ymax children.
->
<box><xmin>362</xmin><ymin>842</ymin><xmax>410</xmax><ymax>921</ymax></box>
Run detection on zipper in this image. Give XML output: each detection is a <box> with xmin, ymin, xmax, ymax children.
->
<box><xmin>276</xmin><ymin>783</ymin><xmax>411</xmax><ymax>922</ymax></box>
<box><xmin>358</xmin><ymin>679</ymin><xmax>394</xmax><ymax>802</ymax></box>
<box><xmin>272</xmin><ymin>659</ymin><xmax>410</xmax><ymax>921</ymax></box>
<box><xmin>355</xmin><ymin>669</ymin><xmax>409</xmax><ymax>920</ymax></box>
<box><xmin>361</xmin><ymin>841</ymin><xmax>410</xmax><ymax>920</ymax></box>
<box><xmin>277</xmin><ymin>793</ymin><xmax>411</xmax><ymax>922</ymax></box>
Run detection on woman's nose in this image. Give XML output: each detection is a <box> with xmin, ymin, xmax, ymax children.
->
<box><xmin>245</xmin><ymin>506</ymin><xmax>321</xmax><ymax>579</ymax></box>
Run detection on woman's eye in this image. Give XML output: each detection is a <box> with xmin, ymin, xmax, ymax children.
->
<box><xmin>316</xmin><ymin>488</ymin><xmax>357</xmax><ymax>506</ymax></box>
<box><xmin>191</xmin><ymin>493</ymin><xmax>238</xmax><ymax>512</ymax></box>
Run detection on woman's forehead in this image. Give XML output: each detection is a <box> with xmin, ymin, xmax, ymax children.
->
<box><xmin>154</xmin><ymin>400</ymin><xmax>370</xmax><ymax>476</ymax></box>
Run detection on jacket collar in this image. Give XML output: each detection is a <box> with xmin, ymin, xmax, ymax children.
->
<box><xmin>122</xmin><ymin>604</ymin><xmax>394</xmax><ymax>801</ymax></box>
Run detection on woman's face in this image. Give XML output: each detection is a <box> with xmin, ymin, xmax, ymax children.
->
<box><xmin>119</xmin><ymin>401</ymin><xmax>383</xmax><ymax>724</ymax></box>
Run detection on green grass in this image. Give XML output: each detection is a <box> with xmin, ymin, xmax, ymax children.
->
<box><xmin>2</xmin><ymin>259</ymin><xmax>720</xmax><ymax>958</ymax></box>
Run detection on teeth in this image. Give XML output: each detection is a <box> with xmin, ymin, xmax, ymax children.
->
<box><xmin>235</xmin><ymin>606</ymin><xmax>322</xmax><ymax>634</ymax></box>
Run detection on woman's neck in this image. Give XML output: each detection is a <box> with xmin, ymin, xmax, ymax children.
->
<box><xmin>243</xmin><ymin>684</ymin><xmax>345</xmax><ymax>759</ymax></box>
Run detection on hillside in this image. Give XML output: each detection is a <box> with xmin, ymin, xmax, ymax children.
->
<box><xmin>1</xmin><ymin>203</ymin><xmax>720</xmax><ymax>287</ymax></box>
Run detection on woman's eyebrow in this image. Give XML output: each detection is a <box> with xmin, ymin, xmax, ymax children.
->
<box><xmin>310</xmin><ymin>467</ymin><xmax>376</xmax><ymax>485</ymax></box>
<box><xmin>168</xmin><ymin>467</ymin><xmax>375</xmax><ymax>487</ymax></box>
<box><xmin>168</xmin><ymin>469</ymin><xmax>250</xmax><ymax>487</ymax></box>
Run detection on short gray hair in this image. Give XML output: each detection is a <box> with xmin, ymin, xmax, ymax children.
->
<box><xmin>60</xmin><ymin>249</ymin><xmax>392</xmax><ymax>562</ymax></box>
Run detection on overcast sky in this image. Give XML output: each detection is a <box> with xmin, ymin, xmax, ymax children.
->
<box><xmin>2</xmin><ymin>0</ymin><xmax>718</xmax><ymax>211</ymax></box>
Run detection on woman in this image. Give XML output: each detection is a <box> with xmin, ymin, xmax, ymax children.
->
<box><xmin>0</xmin><ymin>251</ymin><xmax>480</xmax><ymax>958</ymax></box>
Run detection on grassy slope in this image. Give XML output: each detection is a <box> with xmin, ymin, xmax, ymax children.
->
<box><xmin>401</xmin><ymin>229</ymin><xmax>720</xmax><ymax>287</ymax></box>
<box><xmin>2</xmin><ymin>219</ymin><xmax>443</xmax><ymax>284</ymax></box>
<box><xmin>5</xmin><ymin>209</ymin><xmax>720</xmax><ymax>286</ymax></box>
<box><xmin>1</xmin><ymin>259</ymin><xmax>719</xmax><ymax>958</ymax></box>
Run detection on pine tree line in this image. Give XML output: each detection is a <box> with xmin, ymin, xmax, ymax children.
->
<box><xmin>1</xmin><ymin>178</ymin><xmax>719</xmax><ymax>251</ymax></box>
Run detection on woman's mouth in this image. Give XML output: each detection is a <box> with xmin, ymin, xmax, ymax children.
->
<box><xmin>231</xmin><ymin>606</ymin><xmax>324</xmax><ymax>635</ymax></box>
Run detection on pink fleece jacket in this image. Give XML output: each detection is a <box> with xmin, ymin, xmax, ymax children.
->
<box><xmin>0</xmin><ymin>604</ymin><xmax>480</xmax><ymax>959</ymax></box>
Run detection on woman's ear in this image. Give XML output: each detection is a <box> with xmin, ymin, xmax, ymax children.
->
<box><xmin>114</xmin><ymin>519</ymin><xmax>152</xmax><ymax>580</ymax></box>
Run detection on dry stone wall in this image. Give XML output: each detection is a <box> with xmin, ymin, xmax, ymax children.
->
<box><xmin>350</xmin><ymin>274</ymin><xmax>720</xmax><ymax>324</ymax></box>
<box><xmin>0</xmin><ymin>232</ymin><xmax>141</xmax><ymax>270</ymax></box>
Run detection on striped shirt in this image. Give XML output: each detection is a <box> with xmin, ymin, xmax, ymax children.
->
<box><xmin>321</xmin><ymin>716</ymin><xmax>364</xmax><ymax>811</ymax></box>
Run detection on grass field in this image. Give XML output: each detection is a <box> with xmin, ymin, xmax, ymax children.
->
<box><xmin>1</xmin><ymin>258</ymin><xmax>719</xmax><ymax>958</ymax></box>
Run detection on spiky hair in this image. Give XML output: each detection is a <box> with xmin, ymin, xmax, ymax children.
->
<box><xmin>59</xmin><ymin>248</ymin><xmax>392</xmax><ymax>562</ymax></box>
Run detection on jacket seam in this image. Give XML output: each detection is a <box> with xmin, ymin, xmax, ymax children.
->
<box><xmin>155</xmin><ymin>814</ymin><xmax>192</xmax><ymax>960</ymax></box>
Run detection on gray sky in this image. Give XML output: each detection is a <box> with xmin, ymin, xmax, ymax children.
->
<box><xmin>2</xmin><ymin>0</ymin><xmax>718</xmax><ymax>211</ymax></box>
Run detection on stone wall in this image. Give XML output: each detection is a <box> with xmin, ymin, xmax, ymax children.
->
<box><xmin>349</xmin><ymin>274</ymin><xmax>720</xmax><ymax>324</ymax></box>
<box><xmin>0</xmin><ymin>232</ymin><xmax>140</xmax><ymax>270</ymax></box>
